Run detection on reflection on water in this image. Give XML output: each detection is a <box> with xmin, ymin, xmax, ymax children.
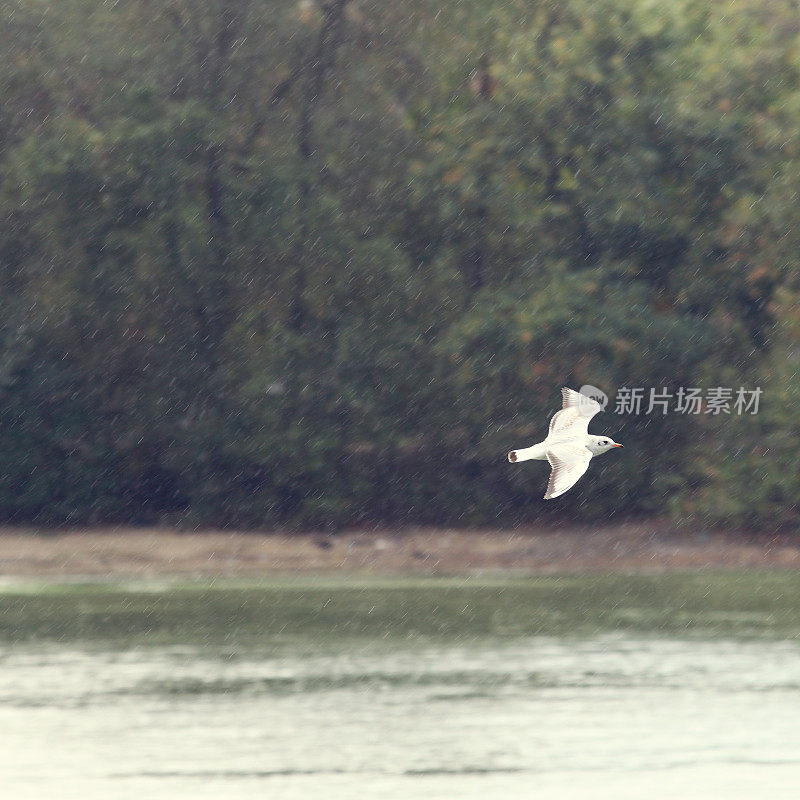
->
<box><xmin>3</xmin><ymin>635</ymin><xmax>800</xmax><ymax>799</ymax></box>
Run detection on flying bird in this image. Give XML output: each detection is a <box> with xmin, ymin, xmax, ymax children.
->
<box><xmin>507</xmin><ymin>387</ymin><xmax>622</xmax><ymax>500</ymax></box>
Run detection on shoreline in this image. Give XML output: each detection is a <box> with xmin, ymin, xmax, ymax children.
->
<box><xmin>0</xmin><ymin>522</ymin><xmax>798</xmax><ymax>579</ymax></box>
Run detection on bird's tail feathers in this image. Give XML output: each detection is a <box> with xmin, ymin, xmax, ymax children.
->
<box><xmin>508</xmin><ymin>445</ymin><xmax>545</xmax><ymax>463</ymax></box>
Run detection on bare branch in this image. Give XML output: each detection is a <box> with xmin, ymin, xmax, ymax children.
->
<box><xmin>240</xmin><ymin>63</ymin><xmax>306</xmax><ymax>154</ymax></box>
<box><xmin>297</xmin><ymin>0</ymin><xmax>352</xmax><ymax>159</ymax></box>
<box><xmin>242</xmin><ymin>0</ymin><xmax>352</xmax><ymax>158</ymax></box>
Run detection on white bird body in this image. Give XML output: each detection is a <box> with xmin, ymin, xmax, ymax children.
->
<box><xmin>509</xmin><ymin>442</ymin><xmax>549</xmax><ymax>462</ymax></box>
<box><xmin>507</xmin><ymin>388</ymin><xmax>622</xmax><ymax>500</ymax></box>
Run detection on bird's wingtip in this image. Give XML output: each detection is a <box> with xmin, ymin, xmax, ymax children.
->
<box><xmin>507</xmin><ymin>451</ymin><xmax>517</xmax><ymax>463</ymax></box>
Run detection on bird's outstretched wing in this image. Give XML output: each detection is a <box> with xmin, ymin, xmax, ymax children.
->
<box><xmin>544</xmin><ymin>443</ymin><xmax>592</xmax><ymax>500</ymax></box>
<box><xmin>548</xmin><ymin>387</ymin><xmax>602</xmax><ymax>438</ymax></box>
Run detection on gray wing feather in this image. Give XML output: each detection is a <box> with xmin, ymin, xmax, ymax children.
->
<box><xmin>549</xmin><ymin>388</ymin><xmax>602</xmax><ymax>437</ymax></box>
<box><xmin>544</xmin><ymin>444</ymin><xmax>593</xmax><ymax>500</ymax></box>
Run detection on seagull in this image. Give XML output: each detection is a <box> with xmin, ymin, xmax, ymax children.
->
<box><xmin>507</xmin><ymin>387</ymin><xmax>622</xmax><ymax>500</ymax></box>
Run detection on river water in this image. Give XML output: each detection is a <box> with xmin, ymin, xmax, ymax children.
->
<box><xmin>3</xmin><ymin>634</ymin><xmax>799</xmax><ymax>799</ymax></box>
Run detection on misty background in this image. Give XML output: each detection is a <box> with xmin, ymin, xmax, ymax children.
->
<box><xmin>1</xmin><ymin>0</ymin><xmax>797</xmax><ymax>530</ymax></box>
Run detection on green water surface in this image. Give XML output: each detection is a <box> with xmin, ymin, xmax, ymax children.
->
<box><xmin>1</xmin><ymin>571</ymin><xmax>797</xmax><ymax>644</ymax></box>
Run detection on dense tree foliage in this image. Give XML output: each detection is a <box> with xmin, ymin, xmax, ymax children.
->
<box><xmin>0</xmin><ymin>0</ymin><xmax>798</xmax><ymax>529</ymax></box>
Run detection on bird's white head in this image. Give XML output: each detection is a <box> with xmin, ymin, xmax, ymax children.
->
<box><xmin>587</xmin><ymin>435</ymin><xmax>623</xmax><ymax>456</ymax></box>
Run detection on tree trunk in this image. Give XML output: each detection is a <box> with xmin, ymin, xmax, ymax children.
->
<box><xmin>290</xmin><ymin>0</ymin><xmax>352</xmax><ymax>332</ymax></box>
